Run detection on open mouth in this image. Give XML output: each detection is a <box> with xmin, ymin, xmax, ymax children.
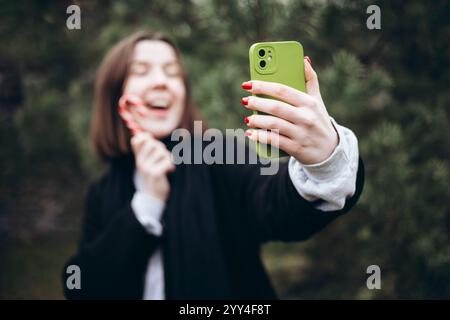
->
<box><xmin>147</xmin><ymin>99</ymin><xmax>171</xmax><ymax>109</ymax></box>
<box><xmin>144</xmin><ymin>98</ymin><xmax>172</xmax><ymax>117</ymax></box>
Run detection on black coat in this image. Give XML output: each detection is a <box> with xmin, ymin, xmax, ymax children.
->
<box><xmin>63</xmin><ymin>140</ymin><xmax>364</xmax><ymax>300</ymax></box>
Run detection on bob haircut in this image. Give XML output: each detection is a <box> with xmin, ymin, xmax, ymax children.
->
<box><xmin>90</xmin><ymin>30</ymin><xmax>202</xmax><ymax>162</ymax></box>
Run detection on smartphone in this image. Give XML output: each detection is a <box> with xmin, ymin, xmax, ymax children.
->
<box><xmin>248</xmin><ymin>41</ymin><xmax>306</xmax><ymax>158</ymax></box>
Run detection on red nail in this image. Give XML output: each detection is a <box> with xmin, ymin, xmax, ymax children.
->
<box><xmin>304</xmin><ymin>56</ymin><xmax>312</xmax><ymax>65</ymax></box>
<box><xmin>131</xmin><ymin>128</ymin><xmax>139</xmax><ymax>136</ymax></box>
<box><xmin>241</xmin><ymin>97</ymin><xmax>249</xmax><ymax>105</ymax></box>
<box><xmin>244</xmin><ymin>116</ymin><xmax>249</xmax><ymax>124</ymax></box>
<box><xmin>242</xmin><ymin>81</ymin><xmax>252</xmax><ymax>90</ymax></box>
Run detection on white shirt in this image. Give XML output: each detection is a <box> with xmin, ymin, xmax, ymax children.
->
<box><xmin>131</xmin><ymin>117</ymin><xmax>359</xmax><ymax>300</ymax></box>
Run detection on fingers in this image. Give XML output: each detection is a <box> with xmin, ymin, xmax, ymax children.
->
<box><xmin>119</xmin><ymin>105</ymin><xmax>141</xmax><ymax>135</ymax></box>
<box><xmin>244</xmin><ymin>80</ymin><xmax>316</xmax><ymax>108</ymax></box>
<box><xmin>242</xmin><ymin>96</ymin><xmax>298</xmax><ymax>122</ymax></box>
<box><xmin>245</xmin><ymin>114</ymin><xmax>298</xmax><ymax>138</ymax></box>
<box><xmin>138</xmin><ymin>139</ymin><xmax>163</xmax><ymax>163</ymax></box>
<box><xmin>241</xmin><ymin>56</ymin><xmax>322</xmax><ymax>107</ymax></box>
<box><xmin>245</xmin><ymin>129</ymin><xmax>293</xmax><ymax>153</ymax></box>
<box><xmin>118</xmin><ymin>94</ymin><xmax>149</xmax><ymax>135</ymax></box>
<box><xmin>152</xmin><ymin>154</ymin><xmax>176</xmax><ymax>174</ymax></box>
<box><xmin>131</xmin><ymin>132</ymin><xmax>151</xmax><ymax>153</ymax></box>
<box><xmin>138</xmin><ymin>140</ymin><xmax>157</xmax><ymax>162</ymax></box>
<box><xmin>141</xmin><ymin>150</ymin><xmax>175</xmax><ymax>176</ymax></box>
<box><xmin>119</xmin><ymin>94</ymin><xmax>149</xmax><ymax>115</ymax></box>
<box><xmin>304</xmin><ymin>56</ymin><xmax>321</xmax><ymax>98</ymax></box>
<box><xmin>243</xmin><ymin>96</ymin><xmax>320</xmax><ymax>126</ymax></box>
<box><xmin>119</xmin><ymin>93</ymin><xmax>150</xmax><ymax>116</ymax></box>
<box><xmin>135</xmin><ymin>137</ymin><xmax>175</xmax><ymax>173</ymax></box>
<box><xmin>118</xmin><ymin>105</ymin><xmax>135</xmax><ymax>123</ymax></box>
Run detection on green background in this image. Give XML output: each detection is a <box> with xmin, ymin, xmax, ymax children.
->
<box><xmin>0</xmin><ymin>0</ymin><xmax>449</xmax><ymax>299</ymax></box>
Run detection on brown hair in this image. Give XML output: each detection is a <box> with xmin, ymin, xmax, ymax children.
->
<box><xmin>90</xmin><ymin>30</ymin><xmax>202</xmax><ymax>162</ymax></box>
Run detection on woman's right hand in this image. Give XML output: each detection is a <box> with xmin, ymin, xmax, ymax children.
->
<box><xmin>131</xmin><ymin>132</ymin><xmax>175</xmax><ymax>202</ymax></box>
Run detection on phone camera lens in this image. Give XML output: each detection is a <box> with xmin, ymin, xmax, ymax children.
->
<box><xmin>258</xmin><ymin>49</ymin><xmax>265</xmax><ymax>57</ymax></box>
<box><xmin>259</xmin><ymin>60</ymin><xmax>266</xmax><ymax>68</ymax></box>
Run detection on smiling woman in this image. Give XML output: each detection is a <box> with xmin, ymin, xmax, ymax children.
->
<box><xmin>90</xmin><ymin>31</ymin><xmax>202</xmax><ymax>162</ymax></box>
<box><xmin>62</xmin><ymin>30</ymin><xmax>364</xmax><ymax>300</ymax></box>
<box><xmin>123</xmin><ymin>40</ymin><xmax>186</xmax><ymax>138</ymax></box>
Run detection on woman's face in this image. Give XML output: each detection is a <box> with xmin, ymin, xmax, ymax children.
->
<box><xmin>123</xmin><ymin>40</ymin><xmax>186</xmax><ymax>139</ymax></box>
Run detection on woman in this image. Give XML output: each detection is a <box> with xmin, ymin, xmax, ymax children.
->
<box><xmin>63</xmin><ymin>31</ymin><xmax>364</xmax><ymax>299</ymax></box>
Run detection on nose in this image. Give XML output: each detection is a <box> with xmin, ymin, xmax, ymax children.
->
<box><xmin>147</xmin><ymin>66</ymin><xmax>168</xmax><ymax>89</ymax></box>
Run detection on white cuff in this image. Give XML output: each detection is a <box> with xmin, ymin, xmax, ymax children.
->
<box><xmin>131</xmin><ymin>192</ymin><xmax>165</xmax><ymax>236</ymax></box>
<box><xmin>288</xmin><ymin>117</ymin><xmax>359</xmax><ymax>211</ymax></box>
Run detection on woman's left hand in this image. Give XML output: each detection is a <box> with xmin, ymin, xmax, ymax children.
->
<box><xmin>242</xmin><ymin>56</ymin><xmax>339</xmax><ymax>165</ymax></box>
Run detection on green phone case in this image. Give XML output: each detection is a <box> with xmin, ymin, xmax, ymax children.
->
<box><xmin>248</xmin><ymin>41</ymin><xmax>305</xmax><ymax>158</ymax></box>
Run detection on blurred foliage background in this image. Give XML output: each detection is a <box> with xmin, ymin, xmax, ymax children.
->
<box><xmin>0</xmin><ymin>0</ymin><xmax>449</xmax><ymax>299</ymax></box>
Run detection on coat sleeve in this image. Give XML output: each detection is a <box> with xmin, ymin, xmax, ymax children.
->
<box><xmin>212</xmin><ymin>140</ymin><xmax>365</xmax><ymax>244</ymax></box>
<box><xmin>62</xmin><ymin>181</ymin><xmax>160</xmax><ymax>299</ymax></box>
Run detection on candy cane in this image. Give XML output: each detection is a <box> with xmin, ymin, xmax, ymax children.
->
<box><xmin>118</xmin><ymin>94</ymin><xmax>150</xmax><ymax>136</ymax></box>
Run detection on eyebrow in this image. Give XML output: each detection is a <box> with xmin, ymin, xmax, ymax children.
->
<box><xmin>130</xmin><ymin>60</ymin><xmax>179</xmax><ymax>66</ymax></box>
